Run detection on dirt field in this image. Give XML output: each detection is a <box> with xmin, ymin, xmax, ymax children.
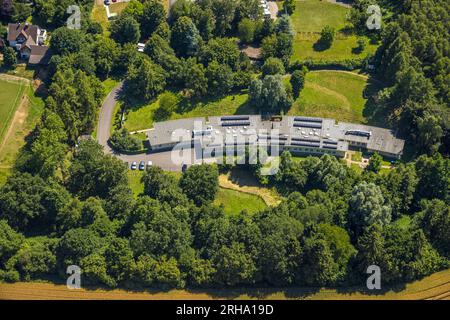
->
<box><xmin>1</xmin><ymin>268</ymin><xmax>449</xmax><ymax>300</ymax></box>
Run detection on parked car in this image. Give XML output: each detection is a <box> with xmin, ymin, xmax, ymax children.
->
<box><xmin>104</xmin><ymin>0</ymin><xmax>110</xmax><ymax>5</ymax></box>
<box><xmin>131</xmin><ymin>161</ymin><xmax>137</xmax><ymax>170</ymax></box>
<box><xmin>139</xmin><ymin>161</ymin><xmax>145</xmax><ymax>170</ymax></box>
<box><xmin>147</xmin><ymin>161</ymin><xmax>153</xmax><ymax>168</ymax></box>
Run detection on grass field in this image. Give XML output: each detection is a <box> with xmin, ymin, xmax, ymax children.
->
<box><xmin>123</xmin><ymin>71</ymin><xmax>372</xmax><ymax>132</ymax></box>
<box><xmin>290</xmin><ymin>0</ymin><xmax>349</xmax><ymax>32</ymax></box>
<box><xmin>0</xmin><ymin>84</ymin><xmax>45</xmax><ymax>186</ymax></box>
<box><xmin>91</xmin><ymin>4</ymin><xmax>109</xmax><ymax>34</ymax></box>
<box><xmin>123</xmin><ymin>92</ymin><xmax>254</xmax><ymax>132</ymax></box>
<box><xmin>127</xmin><ymin>170</ymin><xmax>145</xmax><ymax>197</ymax></box>
<box><xmin>219</xmin><ymin>168</ymin><xmax>282</xmax><ymax>207</ymax></box>
<box><xmin>1</xmin><ymin>268</ymin><xmax>449</xmax><ymax>300</ymax></box>
<box><xmin>288</xmin><ymin>70</ymin><xmax>373</xmax><ymax>123</ymax></box>
<box><xmin>2</xmin><ymin>64</ymin><xmax>36</xmax><ymax>80</ymax></box>
<box><xmin>126</xmin><ymin>169</ymin><xmax>268</xmax><ymax>214</ymax></box>
<box><xmin>214</xmin><ymin>187</ymin><xmax>267</xmax><ymax>215</ymax></box>
<box><xmin>0</xmin><ymin>79</ymin><xmax>25</xmax><ymax>144</ymax></box>
<box><xmin>287</xmin><ymin>0</ymin><xmax>378</xmax><ymax>62</ymax></box>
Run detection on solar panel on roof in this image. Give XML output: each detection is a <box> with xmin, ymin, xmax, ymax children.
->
<box><xmin>291</xmin><ymin>142</ymin><xmax>320</xmax><ymax>148</ymax></box>
<box><xmin>221</xmin><ymin>116</ymin><xmax>250</xmax><ymax>121</ymax></box>
<box><xmin>345</xmin><ymin>130</ymin><xmax>371</xmax><ymax>138</ymax></box>
<box><xmin>291</xmin><ymin>137</ymin><xmax>320</xmax><ymax>142</ymax></box>
<box><xmin>221</xmin><ymin>122</ymin><xmax>251</xmax><ymax>127</ymax></box>
<box><xmin>293</xmin><ymin>122</ymin><xmax>322</xmax><ymax>129</ymax></box>
<box><xmin>294</xmin><ymin>117</ymin><xmax>323</xmax><ymax>123</ymax></box>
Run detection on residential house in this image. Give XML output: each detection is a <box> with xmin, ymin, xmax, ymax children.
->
<box><xmin>7</xmin><ymin>22</ymin><xmax>50</xmax><ymax>65</ymax></box>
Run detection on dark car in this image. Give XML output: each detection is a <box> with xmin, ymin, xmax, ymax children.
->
<box><xmin>104</xmin><ymin>0</ymin><xmax>110</xmax><ymax>5</ymax></box>
<box><xmin>139</xmin><ymin>161</ymin><xmax>145</xmax><ymax>170</ymax></box>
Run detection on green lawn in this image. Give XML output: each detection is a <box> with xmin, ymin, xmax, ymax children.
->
<box><xmin>0</xmin><ymin>79</ymin><xmax>26</xmax><ymax>146</ymax></box>
<box><xmin>214</xmin><ymin>187</ymin><xmax>267</xmax><ymax>215</ymax></box>
<box><xmin>287</xmin><ymin>0</ymin><xmax>378</xmax><ymax>62</ymax></box>
<box><xmin>288</xmin><ymin>70</ymin><xmax>373</xmax><ymax>123</ymax></box>
<box><xmin>292</xmin><ymin>33</ymin><xmax>378</xmax><ymax>62</ymax></box>
<box><xmin>0</xmin><ymin>85</ymin><xmax>44</xmax><ymax>186</ymax></box>
<box><xmin>351</xmin><ymin>151</ymin><xmax>363</xmax><ymax>162</ymax></box>
<box><xmin>123</xmin><ymin>92</ymin><xmax>254</xmax><ymax>132</ymax></box>
<box><xmin>102</xmin><ymin>78</ymin><xmax>120</xmax><ymax>96</ymax></box>
<box><xmin>290</xmin><ymin>0</ymin><xmax>349</xmax><ymax>32</ymax></box>
<box><xmin>127</xmin><ymin>170</ymin><xmax>145</xmax><ymax>198</ymax></box>
<box><xmin>91</xmin><ymin>4</ymin><xmax>109</xmax><ymax>35</ymax></box>
<box><xmin>126</xmin><ymin>171</ymin><xmax>268</xmax><ymax>215</ymax></box>
<box><xmin>123</xmin><ymin>71</ymin><xmax>372</xmax><ymax>132</ymax></box>
<box><xmin>2</xmin><ymin>64</ymin><xmax>36</xmax><ymax>80</ymax></box>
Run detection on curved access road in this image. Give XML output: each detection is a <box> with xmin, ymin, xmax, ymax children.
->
<box><xmin>96</xmin><ymin>83</ymin><xmax>198</xmax><ymax>171</ymax></box>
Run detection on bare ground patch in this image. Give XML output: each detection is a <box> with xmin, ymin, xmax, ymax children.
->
<box><xmin>218</xmin><ymin>169</ymin><xmax>282</xmax><ymax>207</ymax></box>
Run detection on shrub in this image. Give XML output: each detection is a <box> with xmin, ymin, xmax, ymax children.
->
<box><xmin>155</xmin><ymin>92</ymin><xmax>179</xmax><ymax>121</ymax></box>
<box><xmin>262</xmin><ymin>57</ymin><xmax>285</xmax><ymax>76</ymax></box>
<box><xmin>238</xmin><ymin>18</ymin><xmax>256</xmax><ymax>44</ymax></box>
<box><xmin>109</xmin><ymin>128</ymin><xmax>143</xmax><ymax>152</ymax></box>
<box><xmin>3</xmin><ymin>47</ymin><xmax>17</xmax><ymax>69</ymax></box>
<box><xmin>319</xmin><ymin>25</ymin><xmax>335</xmax><ymax>49</ymax></box>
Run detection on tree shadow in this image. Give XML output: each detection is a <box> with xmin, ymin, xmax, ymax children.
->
<box><xmin>351</xmin><ymin>46</ymin><xmax>364</xmax><ymax>54</ymax></box>
<box><xmin>175</xmin><ymin>90</ymin><xmax>252</xmax><ymax>116</ymax></box>
<box><xmin>339</xmin><ymin>25</ymin><xmax>354</xmax><ymax>36</ymax></box>
<box><xmin>312</xmin><ymin>39</ymin><xmax>331</xmax><ymax>52</ymax></box>
<box><xmin>228</xmin><ymin>167</ymin><xmax>261</xmax><ymax>188</ymax></box>
<box><xmin>362</xmin><ymin>77</ymin><xmax>387</xmax><ymax>127</ymax></box>
<box><xmin>185</xmin><ymin>286</ymin><xmax>322</xmax><ymax>300</ymax></box>
<box><xmin>76</xmin><ymin>281</ymin><xmax>410</xmax><ymax>299</ymax></box>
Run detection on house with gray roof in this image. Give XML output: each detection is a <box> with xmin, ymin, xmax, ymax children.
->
<box><xmin>7</xmin><ymin>22</ymin><xmax>50</xmax><ymax>65</ymax></box>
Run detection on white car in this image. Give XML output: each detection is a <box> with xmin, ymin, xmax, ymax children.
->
<box><xmin>147</xmin><ymin>161</ymin><xmax>153</xmax><ymax>168</ymax></box>
<box><xmin>130</xmin><ymin>161</ymin><xmax>137</xmax><ymax>170</ymax></box>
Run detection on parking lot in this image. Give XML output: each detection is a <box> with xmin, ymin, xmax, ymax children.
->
<box><xmin>120</xmin><ymin>147</ymin><xmax>200</xmax><ymax>172</ymax></box>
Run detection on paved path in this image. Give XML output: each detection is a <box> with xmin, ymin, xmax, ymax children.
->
<box><xmin>96</xmin><ymin>83</ymin><xmax>198</xmax><ymax>171</ymax></box>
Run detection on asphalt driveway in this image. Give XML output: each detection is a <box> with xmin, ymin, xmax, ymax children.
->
<box><xmin>96</xmin><ymin>82</ymin><xmax>201</xmax><ymax>171</ymax></box>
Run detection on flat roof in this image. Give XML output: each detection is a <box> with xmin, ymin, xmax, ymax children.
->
<box><xmin>148</xmin><ymin>115</ymin><xmax>405</xmax><ymax>156</ymax></box>
<box><xmin>148</xmin><ymin>118</ymin><xmax>205</xmax><ymax>147</ymax></box>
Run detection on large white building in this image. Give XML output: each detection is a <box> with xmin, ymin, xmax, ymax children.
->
<box><xmin>147</xmin><ymin>115</ymin><xmax>405</xmax><ymax>159</ymax></box>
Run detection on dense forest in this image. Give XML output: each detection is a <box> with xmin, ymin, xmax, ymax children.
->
<box><xmin>351</xmin><ymin>0</ymin><xmax>449</xmax><ymax>156</ymax></box>
<box><xmin>0</xmin><ymin>0</ymin><xmax>448</xmax><ymax>290</ymax></box>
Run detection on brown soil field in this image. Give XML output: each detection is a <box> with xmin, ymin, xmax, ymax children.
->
<box><xmin>1</xmin><ymin>269</ymin><xmax>449</xmax><ymax>300</ymax></box>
